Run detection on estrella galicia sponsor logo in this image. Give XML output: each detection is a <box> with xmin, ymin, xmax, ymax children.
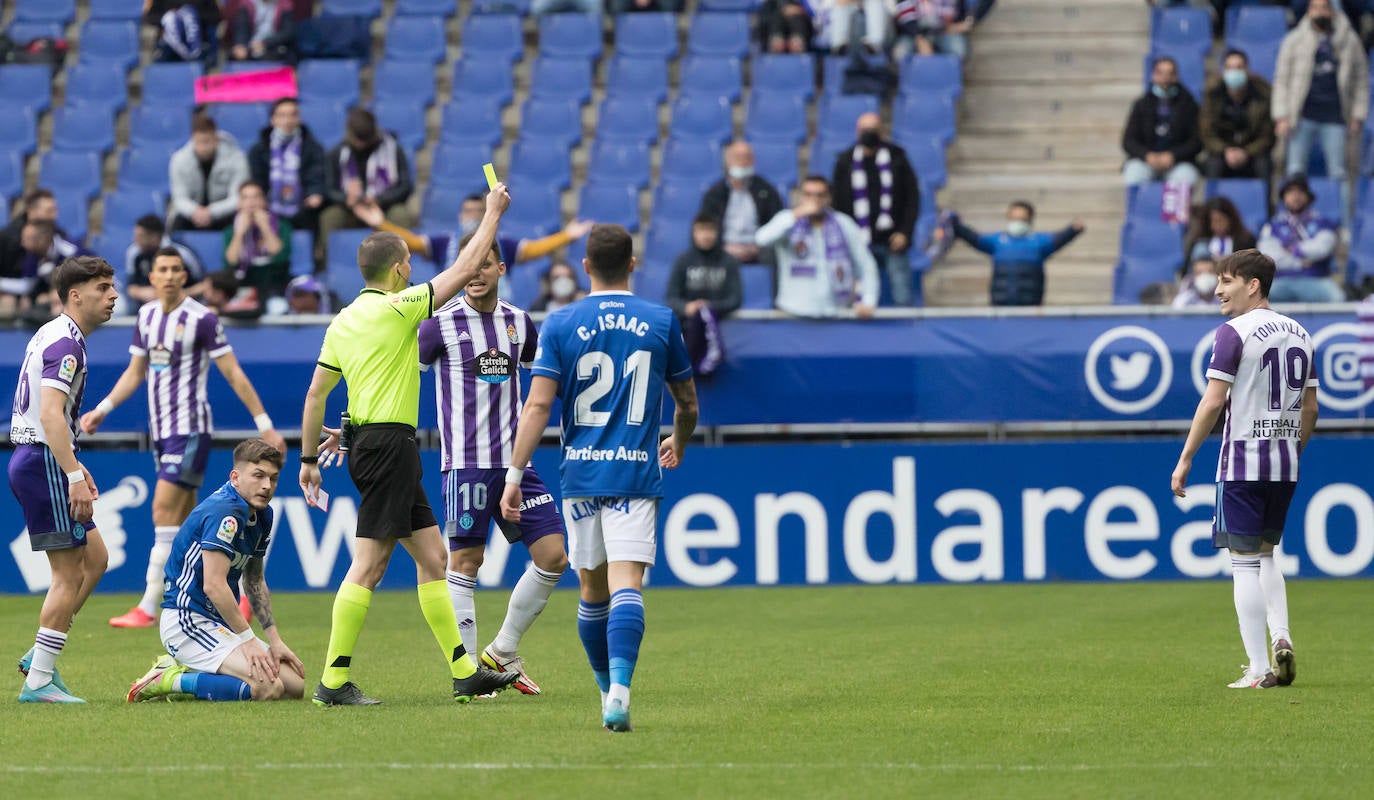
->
<box><xmin>1084</xmin><ymin>326</ymin><xmax>1174</xmax><ymax>414</ymax></box>
<box><xmin>474</xmin><ymin>349</ymin><xmax>513</xmax><ymax>384</ymax></box>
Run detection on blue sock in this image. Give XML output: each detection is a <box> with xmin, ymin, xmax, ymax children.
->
<box><xmin>577</xmin><ymin>599</ymin><xmax>610</xmax><ymax>693</ymax></box>
<box><xmin>179</xmin><ymin>672</ymin><xmax>252</xmax><ymax>701</ymax></box>
<box><xmin>607</xmin><ymin>589</ymin><xmax>645</xmax><ymax>690</ymax></box>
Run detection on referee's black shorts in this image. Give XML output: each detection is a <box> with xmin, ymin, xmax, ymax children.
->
<box><xmin>347</xmin><ymin>423</ymin><xmax>437</xmax><ymax>539</ymax></box>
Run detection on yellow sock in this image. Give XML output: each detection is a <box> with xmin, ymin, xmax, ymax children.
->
<box><xmin>418</xmin><ymin>579</ymin><xmax>476</xmax><ymax>679</ymax></box>
<box><xmin>321</xmin><ymin>582</ymin><xmax>371</xmax><ymax>690</ymax></box>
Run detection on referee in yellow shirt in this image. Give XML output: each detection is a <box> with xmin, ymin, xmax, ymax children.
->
<box><xmin>300</xmin><ymin>185</ymin><xmax>519</xmax><ymax>705</ymax></box>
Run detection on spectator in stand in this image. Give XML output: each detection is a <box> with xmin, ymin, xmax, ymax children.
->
<box><xmin>248</xmin><ymin>98</ymin><xmax>327</xmax><ymax>237</ymax></box>
<box><xmin>892</xmin><ymin>0</ymin><xmax>976</xmax><ymax>59</ymax></box>
<box><xmin>3</xmin><ymin>220</ymin><xmax>96</xmax><ymax>320</ymax></box>
<box><xmin>831</xmin><ymin>113</ymin><xmax>922</xmax><ymax>306</ymax></box>
<box><xmin>756</xmin><ymin>175</ymin><xmax>880</xmax><ymax>319</ymax></box>
<box><xmin>759</xmin><ymin>0</ymin><xmax>814</xmax><ymax>54</ymax></box>
<box><xmin>1123</xmin><ymin>56</ymin><xmax>1202</xmax><ymax>186</ymax></box>
<box><xmin>170</xmin><ymin>114</ymin><xmax>250</xmax><ymax>232</ymax></box>
<box><xmin>200</xmin><ymin>269</ymin><xmax>240</xmax><ymax>314</ymax></box>
<box><xmin>146</xmin><ymin>0</ymin><xmax>224</xmax><ymax>63</ymax></box>
<box><xmin>223</xmin><ymin>181</ymin><xmax>292</xmax><ymax>311</ymax></box>
<box><xmin>667</xmin><ymin>215</ymin><xmax>743</xmax><ymax>378</ymax></box>
<box><xmin>827</xmin><ymin>0</ymin><xmax>890</xmax><ymax>55</ymax></box>
<box><xmin>1258</xmin><ymin>174</ymin><xmax>1345</xmax><ymax>302</ymax></box>
<box><xmin>125</xmin><ymin>214</ymin><xmax>205</xmax><ymax>305</ymax></box>
<box><xmin>530</xmin><ymin>261</ymin><xmax>587</xmax><ymax>313</ymax></box>
<box><xmin>0</xmin><ymin>189</ymin><xmax>62</xmax><ymax>282</ymax></box>
<box><xmin>1273</xmin><ymin>0</ymin><xmax>1368</xmax><ymax>230</ymax></box>
<box><xmin>225</xmin><ymin>0</ymin><xmax>304</xmax><ymax>63</ymax></box>
<box><xmin>531</xmin><ymin>0</ymin><xmax>601</xmax><ymax>17</ymax></box>
<box><xmin>319</xmin><ymin>108</ymin><xmax>414</xmax><ymax>245</ymax></box>
<box><xmin>1172</xmin><ymin>255</ymin><xmax>1221</xmax><ymax>308</ymax></box>
<box><xmin>949</xmin><ymin>201</ymin><xmax>1084</xmax><ymax>306</ymax></box>
<box><xmin>699</xmin><ymin>141</ymin><xmax>785</xmax><ymax>266</ymax></box>
<box><xmin>1182</xmin><ymin>196</ymin><xmax>1256</xmax><ymax>269</ymax></box>
<box><xmin>285</xmin><ymin>275</ymin><xmax>332</xmax><ymax>315</ymax></box>
<box><xmin>1200</xmin><ymin>49</ymin><xmax>1275</xmax><ymax>181</ymax></box>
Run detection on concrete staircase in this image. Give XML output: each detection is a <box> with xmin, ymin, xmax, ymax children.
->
<box><xmin>927</xmin><ymin>0</ymin><xmax>1151</xmax><ymax>306</ymax></box>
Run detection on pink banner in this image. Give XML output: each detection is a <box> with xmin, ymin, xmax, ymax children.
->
<box><xmin>193</xmin><ymin>66</ymin><xmax>298</xmax><ymax>105</ymax></box>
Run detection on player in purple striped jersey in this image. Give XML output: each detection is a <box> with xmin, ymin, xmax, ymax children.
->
<box><xmin>1172</xmin><ymin>250</ymin><xmax>1317</xmax><ymax>690</ymax></box>
<box><xmin>415</xmin><ymin>232</ymin><xmax>568</xmax><ymax>695</ymax></box>
<box><xmin>79</xmin><ymin>247</ymin><xmax>286</xmax><ymax>630</ymax></box>
<box><xmin>10</xmin><ymin>257</ymin><xmax>119</xmax><ymax>703</ymax></box>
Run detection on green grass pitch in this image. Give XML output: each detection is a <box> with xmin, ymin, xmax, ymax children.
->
<box><xmin>1</xmin><ymin>582</ymin><xmax>1371</xmax><ymax>798</ymax></box>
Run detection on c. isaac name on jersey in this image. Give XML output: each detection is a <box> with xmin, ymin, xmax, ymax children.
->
<box><xmin>564</xmin><ymin>445</ymin><xmax>651</xmax><ymax>463</ymax></box>
<box><xmin>576</xmin><ymin>302</ymin><xmax>651</xmax><ymax>341</ymax></box>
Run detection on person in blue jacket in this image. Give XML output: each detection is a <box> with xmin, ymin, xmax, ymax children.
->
<box><xmin>950</xmin><ymin>201</ymin><xmax>1084</xmax><ymax>306</ymax></box>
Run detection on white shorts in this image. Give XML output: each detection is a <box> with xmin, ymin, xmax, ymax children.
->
<box><xmin>563</xmin><ymin>497</ymin><xmax>658</xmax><ymax>570</ymax></box>
<box><xmin>159</xmin><ymin>608</ymin><xmax>265</xmax><ymax>673</ymax></box>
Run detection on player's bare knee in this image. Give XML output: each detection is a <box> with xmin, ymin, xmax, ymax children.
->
<box><xmin>535</xmin><ymin>550</ymin><xmax>568</xmax><ymax>575</ymax></box>
<box><xmin>250</xmin><ymin>677</ymin><xmax>285</xmax><ymax>701</ymax></box>
<box><xmin>451</xmin><ymin>547</ymin><xmax>484</xmax><ymax>575</ymax></box>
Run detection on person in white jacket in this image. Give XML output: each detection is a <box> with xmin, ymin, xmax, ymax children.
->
<box><xmin>756</xmin><ymin>175</ymin><xmax>880</xmax><ymax>318</ymax></box>
<box><xmin>169</xmin><ymin>115</ymin><xmax>250</xmax><ymax>232</ymax></box>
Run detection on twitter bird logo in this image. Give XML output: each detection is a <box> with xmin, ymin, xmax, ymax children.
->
<box><xmin>1109</xmin><ymin>352</ymin><xmax>1153</xmax><ymax>391</ymax></box>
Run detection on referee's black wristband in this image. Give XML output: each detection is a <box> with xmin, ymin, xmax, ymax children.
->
<box><xmin>300</xmin><ymin>455</ymin><xmax>319</xmax><ymax>465</ymax></box>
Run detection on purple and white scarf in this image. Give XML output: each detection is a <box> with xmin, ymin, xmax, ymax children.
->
<box><xmin>790</xmin><ymin>211</ymin><xmax>855</xmax><ymax>307</ymax></box>
<box><xmin>237</xmin><ymin>213</ymin><xmax>279</xmax><ymax>274</ymax></box>
<box><xmin>850</xmin><ymin>145</ymin><xmax>893</xmax><ymax>244</ymax></box>
<box><xmin>339</xmin><ymin>134</ymin><xmax>399</xmax><ymax>198</ymax></box>
<box><xmin>160</xmin><ymin>7</ymin><xmax>203</xmax><ymax>61</ymax></box>
<box><xmin>268</xmin><ymin>128</ymin><xmax>302</xmax><ymax>217</ymax></box>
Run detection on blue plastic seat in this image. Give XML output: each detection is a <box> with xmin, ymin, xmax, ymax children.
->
<box><xmin>299</xmin><ymin>101</ymin><xmax>347</xmax><ymax>147</ymax></box>
<box><xmin>396</xmin><ymin>0</ymin><xmax>461</xmax><ymax>15</ymax></box>
<box><xmin>429</xmin><ymin>144</ymin><xmax>495</xmax><ymax>193</ymax></box>
<box><xmin>6</xmin><ymin>22</ymin><xmax>65</xmax><ymax>44</ymax></box>
<box><xmin>472</xmin><ymin>0</ymin><xmax>533</xmax><ymax>15</ymax></box>
<box><xmin>652</xmin><ymin>182</ymin><xmax>704</xmax><ymax>220</ymax></box>
<box><xmin>0</xmin><ymin>152</ymin><xmax>24</xmax><ymax>200</ymax></box>
<box><xmin>77</xmin><ymin>20</ymin><xmax>140</xmax><ymax>70</ymax></box>
<box><xmin>504</xmin><ymin>260</ymin><xmax>544</xmax><ymax>307</ymax></box>
<box><xmin>820</xmin><ymin>56</ymin><xmax>847</xmax><ymax>94</ymax></box>
<box><xmin>503</xmin><ymin>186</ymin><xmax>563</xmax><ymax>237</ymax></box>
<box><xmin>745</xmin><ymin>94</ymin><xmax>807</xmax><ymax>145</ymax></box>
<box><xmin>372</xmin><ymin>99</ymin><xmax>427</xmax><ymax>151</ymax></box>
<box><xmin>40</xmin><ymin>152</ymin><xmax>103</xmax><ymax>199</ymax></box>
<box><xmin>750</xmin><ymin>141</ymin><xmax>799</xmax><ymax>194</ymax></box>
<box><xmin>596</xmin><ymin>97</ymin><xmax>661</xmax><ymax>144</ymax></box>
<box><xmin>900</xmin><ymin>136</ymin><xmax>947</xmax><ymax>191</ymax></box>
<box><xmin>52</xmin><ymin>191</ymin><xmax>90</xmax><ymax>241</ymax></box>
<box><xmin>129</xmin><ymin>105</ymin><xmax>191</xmax><ymax>152</ymax></box>
<box><xmin>223</xmin><ymin>61</ymin><xmax>288</xmax><ymax>74</ymax></box>
<box><xmin>120</xmin><ymin>147</ymin><xmax>174</xmax><ymax>193</ymax></box>
<box><xmin>1120</xmin><ymin>219</ymin><xmax>1185</xmax><ymax>262</ymax></box>
<box><xmin>817</xmin><ymin>94</ymin><xmax>879</xmax><ymax>142</ymax></box>
<box><xmin>420</xmin><ymin>185</ymin><xmax>465</xmax><ymax>230</ymax></box>
<box><xmin>615</xmin><ymin>13</ymin><xmax>678</xmax><ymax>60</ymax></box>
<box><xmin>740</xmin><ymin>266</ymin><xmax>774</xmax><ymax>309</ymax></box>
<box><xmin>64</xmin><ymin>64</ymin><xmax>129</xmax><ymax>113</ymax></box>
<box><xmin>14</xmin><ymin>0</ymin><xmax>75</xmax><ymax>24</ymax></box>
<box><xmin>809</xmin><ymin>135</ymin><xmax>849</xmax><ymax>178</ymax></box>
<box><xmin>892</xmin><ymin>93</ymin><xmax>955</xmax><ymax>145</ymax></box>
<box><xmin>101</xmin><ymin>189</ymin><xmax>165</xmax><ymax>229</ymax></box>
<box><xmin>0</xmin><ymin>65</ymin><xmax>53</xmax><ymax>114</ymax></box>
<box><xmin>1113</xmin><ymin>253</ymin><xmax>1183</xmax><ymax>304</ymax></box>
<box><xmin>88</xmin><ymin>227</ymin><xmax>131</xmax><ymax>269</ymax></box>
<box><xmin>0</xmin><ymin>109</ymin><xmax>38</xmax><ymax>158</ymax></box>
<box><xmin>643</xmin><ymin>216</ymin><xmax>689</xmax><ymax>271</ymax></box>
<box><xmin>508</xmin><ymin>137</ymin><xmax>574</xmax><ymax>192</ymax></box>
<box><xmin>452</xmin><ymin>58</ymin><xmax>516</xmax><ymax>107</ymax></box>
<box><xmin>1205</xmin><ymin>178</ymin><xmax>1268</xmax><ymax>234</ymax></box>
<box><xmin>440</xmin><ymin>98</ymin><xmax>505</xmax><ymax>148</ymax></box>
<box><xmin>140</xmin><ymin>62</ymin><xmax>202</xmax><ymax>108</ymax></box>
<box><xmin>632</xmin><ymin>262</ymin><xmax>670</xmax><ymax>301</ymax></box>
<box><xmin>171</xmin><ymin>231</ymin><xmax>224</xmax><ymax>272</ymax></box>
<box><xmin>678</xmin><ymin>56</ymin><xmax>743</xmax><ymax>103</ymax></box>
<box><xmin>1306</xmin><ymin>177</ymin><xmax>1344</xmax><ymax>224</ymax></box>
<box><xmin>385</xmin><ymin>16</ymin><xmax>448</xmax><ymax>64</ymax></box>
<box><xmin>698</xmin><ymin>0</ymin><xmax>761</xmax><ymax>10</ymax></box>
<box><xmin>660</xmin><ymin>138</ymin><xmax>722</xmax><ymax>186</ymax></box>
<box><xmin>461</xmin><ymin>13</ymin><xmax>524</xmax><ymax>64</ymax></box>
<box><xmin>1150</xmin><ymin>6</ymin><xmax>1213</xmax><ymax>56</ymax></box>
<box><xmin>87</xmin><ymin>0</ymin><xmax>143</xmax><ymax>21</ymax></box>
<box><xmin>50</xmin><ymin>105</ymin><xmax>117</xmax><ymax>153</ymax></box>
<box><xmin>898</xmin><ymin>54</ymin><xmax>962</xmax><ymax>100</ymax></box>
<box><xmin>605</xmin><ymin>56</ymin><xmax>669</xmax><ymax>104</ymax></box>
<box><xmin>297</xmin><ymin>60</ymin><xmax>362</xmax><ymax>109</ymax></box>
<box><xmin>519</xmin><ymin>99</ymin><xmax>584</xmax><ymax>149</ymax></box>
<box><xmin>1127</xmin><ymin>182</ymin><xmax>1168</xmax><ymax>222</ymax></box>
<box><xmin>669</xmin><ymin>95</ymin><xmax>734</xmax><ymax>143</ymax></box>
<box><xmin>686</xmin><ymin>13</ymin><xmax>750</xmax><ymax>59</ymax></box>
<box><xmin>587</xmin><ymin>140</ymin><xmax>651</xmax><ymax>189</ymax></box>
<box><xmin>207</xmin><ymin>103</ymin><xmax>270</xmax><ymax>147</ymax></box>
<box><xmin>327</xmin><ymin>229</ymin><xmax>372</xmax><ymax>299</ymax></box>
<box><xmin>373</xmin><ymin>60</ymin><xmax>436</xmax><ymax>108</ymax></box>
<box><xmin>1227</xmin><ymin>5</ymin><xmax>1289</xmax><ymax>47</ymax></box>
<box><xmin>290</xmin><ymin>230</ymin><xmax>315</xmax><ymax>278</ymax></box>
<box><xmin>754</xmin><ymin>54</ymin><xmax>814</xmax><ymax>101</ymax></box>
<box><xmin>529</xmin><ymin>57</ymin><xmax>595</xmax><ymax>105</ymax></box>
<box><xmin>320</xmin><ymin>0</ymin><xmax>383</xmax><ymax>18</ymax></box>
<box><xmin>539</xmin><ymin>15</ymin><xmax>604</xmax><ymax>61</ymax></box>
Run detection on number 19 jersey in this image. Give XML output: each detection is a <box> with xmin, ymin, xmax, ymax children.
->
<box><xmin>531</xmin><ymin>291</ymin><xmax>693</xmax><ymax>498</ymax></box>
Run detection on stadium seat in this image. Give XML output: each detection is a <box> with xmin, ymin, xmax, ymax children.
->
<box><xmin>892</xmin><ymin>93</ymin><xmax>955</xmax><ymax>145</ymax></box>
<box><xmin>809</xmin><ymin>135</ymin><xmax>850</xmax><ymax>179</ymax></box>
<box><xmin>461</xmin><ymin>13</ymin><xmax>524</xmax><ymax>64</ymax></box>
<box><xmin>740</xmin><ymin>266</ymin><xmax>774</xmax><ymax>309</ymax></box>
<box><xmin>64</xmin><ymin>65</ymin><xmax>129</xmax><ymax>114</ymax></box>
<box><xmin>596</xmin><ymin>97</ymin><xmax>661</xmax><ymax>144</ymax></box>
<box><xmin>528</xmin><ymin>57</ymin><xmax>595</xmax><ymax>106</ymax></box>
<box><xmin>669</xmin><ymin>95</ymin><xmax>734</xmax><ymax>144</ymax></box>
<box><xmin>1150</xmin><ymin>6</ymin><xmax>1212</xmax><ymax>56</ymax></box>
<box><xmin>297</xmin><ymin>60</ymin><xmax>362</xmax><ymax>109</ymax></box>
<box><xmin>471</xmin><ymin>0</ymin><xmax>533</xmax><ymax>15</ymax></box>
<box><xmin>50</xmin><ymin>106</ymin><xmax>117</xmax><ymax>154</ymax></box>
<box><xmin>0</xmin><ymin>109</ymin><xmax>38</xmax><ymax>159</ymax></box>
<box><xmin>753</xmin><ymin>54</ymin><xmax>815</xmax><ymax>101</ymax></box>
<box><xmin>745</xmin><ymin>94</ymin><xmax>808</xmax><ymax>145</ymax></box>
<box><xmin>120</xmin><ymin>147</ymin><xmax>175</xmax><ymax>193</ymax></box>
<box><xmin>87</xmin><ymin>227</ymin><xmax>130</xmax><ymax>268</ymax></box>
<box><xmin>129</xmin><ymin>105</ymin><xmax>191</xmax><ymax>152</ymax></box>
<box><xmin>1120</xmin><ymin>219</ymin><xmax>1185</xmax><ymax>262</ymax></box>
<box><xmin>372</xmin><ymin>100</ymin><xmax>427</xmax><ymax>151</ymax></box>
<box><xmin>290</xmin><ymin>230</ymin><xmax>315</xmax><ymax>277</ymax></box>
<box><xmin>898</xmin><ymin>54</ymin><xmax>963</xmax><ymax>100</ymax></box>
<box><xmin>605</xmin><ymin>56</ymin><xmax>670</xmax><ymax>104</ymax></box>
<box><xmin>87</xmin><ymin>0</ymin><xmax>143</xmax><ymax>21</ymax></box>
<box><xmin>396</xmin><ymin>0</ymin><xmax>461</xmax><ymax>15</ymax></box>
<box><xmin>170</xmin><ymin>231</ymin><xmax>223</xmax><ymax>272</ymax></box>
<box><xmin>223</xmin><ymin>61</ymin><xmax>288</xmax><ymax>74</ymax></box>
<box><xmin>751</xmin><ymin>141</ymin><xmax>799</xmax><ymax>194</ymax></box>
<box><xmin>39</xmin><ymin>152</ymin><xmax>103</xmax><ymax>198</ymax></box>
<box><xmin>614</xmin><ymin>13</ymin><xmax>679</xmax><ymax>60</ymax></box>
<box><xmin>13</xmin><ymin>0</ymin><xmax>75</xmax><ymax>24</ymax></box>
<box><xmin>420</xmin><ymin>185</ymin><xmax>465</xmax><ymax>230</ymax></box>
<box><xmin>661</xmin><ymin>138</ymin><xmax>723</xmax><ymax>186</ymax></box>
<box><xmin>327</xmin><ymin>229</ymin><xmax>372</xmax><ymax>298</ymax></box>
<box><xmin>140</xmin><ymin>62</ymin><xmax>202</xmax><ymax>108</ymax></box>
<box><xmin>440</xmin><ymin>98</ymin><xmax>505</xmax><ymax>148</ymax></box>
<box><xmin>519</xmin><ymin>99</ymin><xmax>584</xmax><ymax>149</ymax></box>
<box><xmin>384</xmin><ymin>16</ymin><xmax>448</xmax><ymax>64</ymax></box>
<box><xmin>632</xmin><ymin>263</ymin><xmax>670</xmax><ymax>302</ymax></box>
<box><xmin>299</xmin><ymin>101</ymin><xmax>347</xmax><ymax>147</ymax></box>
<box><xmin>6</xmin><ymin>22</ymin><xmax>65</xmax><ymax>45</ymax></box>
<box><xmin>820</xmin><ymin>56</ymin><xmax>848</xmax><ymax>94</ymax></box>
<box><xmin>0</xmin><ymin>65</ymin><xmax>53</xmax><ymax>114</ymax></box>
<box><xmin>686</xmin><ymin>13</ymin><xmax>751</xmax><ymax>59</ymax></box>
<box><xmin>652</xmin><ymin>182</ymin><xmax>705</xmax><ymax>221</ymax></box>
<box><xmin>429</xmin><ymin>144</ymin><xmax>495</xmax><ymax>193</ymax></box>
<box><xmin>208</xmin><ymin>103</ymin><xmax>270</xmax><ymax>147</ymax></box>
<box><xmin>503</xmin><ymin>260</ymin><xmax>544</xmax><ymax>307</ymax></box>
<box><xmin>538</xmin><ymin>15</ymin><xmax>603</xmax><ymax>61</ymax></box>
<box><xmin>898</xmin><ymin>135</ymin><xmax>948</xmax><ymax>191</ymax></box>
<box><xmin>1113</xmin><ymin>253</ymin><xmax>1182</xmax><ymax>304</ymax></box>
<box><xmin>818</xmin><ymin>94</ymin><xmax>880</xmax><ymax>142</ymax></box>
<box><xmin>679</xmin><ymin>57</ymin><xmax>743</xmax><ymax>103</ymax></box>
<box><xmin>320</xmin><ymin>0</ymin><xmax>383</xmax><ymax>18</ymax></box>
<box><xmin>77</xmin><ymin>20</ymin><xmax>140</xmax><ymax>70</ymax></box>
<box><xmin>1205</xmin><ymin>178</ymin><xmax>1268</xmax><ymax>234</ymax></box>
<box><xmin>508</xmin><ymin>138</ymin><xmax>574</xmax><ymax>192</ymax></box>
<box><xmin>503</xmin><ymin>186</ymin><xmax>563</xmax><ymax>237</ymax></box>
<box><xmin>52</xmin><ymin>191</ymin><xmax>91</xmax><ymax>241</ymax></box>
<box><xmin>1126</xmin><ymin>182</ymin><xmax>1169</xmax><ymax>222</ymax></box>
<box><xmin>1306</xmin><ymin>177</ymin><xmax>1344</xmax><ymax>224</ymax></box>
<box><xmin>0</xmin><ymin>152</ymin><xmax>25</xmax><ymax>201</ymax></box>
<box><xmin>643</xmin><ymin>217</ymin><xmax>689</xmax><ymax>271</ymax></box>
<box><xmin>698</xmin><ymin>0</ymin><xmax>761</xmax><ymax>10</ymax></box>
<box><xmin>100</xmin><ymin>189</ymin><xmax>165</xmax><ymax>229</ymax></box>
<box><xmin>587</xmin><ymin>140</ymin><xmax>652</xmax><ymax>190</ymax></box>
<box><xmin>1227</xmin><ymin>5</ymin><xmax>1289</xmax><ymax>48</ymax></box>
<box><xmin>452</xmin><ymin>58</ymin><xmax>516</xmax><ymax>107</ymax></box>
<box><xmin>373</xmin><ymin>60</ymin><xmax>436</xmax><ymax>108</ymax></box>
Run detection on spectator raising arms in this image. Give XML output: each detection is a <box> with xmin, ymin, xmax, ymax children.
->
<box><xmin>950</xmin><ymin>201</ymin><xmax>1084</xmax><ymax>307</ymax></box>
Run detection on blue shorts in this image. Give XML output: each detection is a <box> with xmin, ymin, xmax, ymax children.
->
<box><xmin>154</xmin><ymin>433</ymin><xmax>212</xmax><ymax>489</ymax></box>
<box><xmin>1213</xmin><ymin>480</ymin><xmax>1297</xmax><ymax>552</ymax></box>
<box><xmin>442</xmin><ymin>467</ymin><xmax>564</xmax><ymax>552</ymax></box>
<box><xmin>7</xmin><ymin>444</ymin><xmax>95</xmax><ymax>551</ymax></box>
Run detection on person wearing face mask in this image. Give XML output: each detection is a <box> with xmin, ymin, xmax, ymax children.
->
<box><xmin>1172</xmin><ymin>255</ymin><xmax>1221</xmax><ymax>308</ymax></box>
<box><xmin>1200</xmin><ymin>49</ymin><xmax>1275</xmax><ymax>181</ymax></box>
<box><xmin>1273</xmin><ymin>0</ymin><xmax>1368</xmax><ymax>231</ymax></box>
<box><xmin>831</xmin><ymin>113</ymin><xmax>922</xmax><ymax>306</ymax></box>
<box><xmin>248</xmin><ymin>98</ymin><xmax>327</xmax><ymax>237</ymax></box>
<box><xmin>1122</xmin><ymin>56</ymin><xmax>1203</xmax><ymax>186</ymax></box>
<box><xmin>666</xmin><ymin>215</ymin><xmax>742</xmax><ymax>377</ymax></box>
<box><xmin>1257</xmin><ymin>174</ymin><xmax>1346</xmax><ymax>302</ymax></box>
<box><xmin>531</xmin><ymin>262</ymin><xmax>587</xmax><ymax>312</ymax></box>
<box><xmin>699</xmin><ymin>141</ymin><xmax>786</xmax><ymax>266</ymax></box>
<box><xmin>950</xmin><ymin>201</ymin><xmax>1084</xmax><ymax>306</ymax></box>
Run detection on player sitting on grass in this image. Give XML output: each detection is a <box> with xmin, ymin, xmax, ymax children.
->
<box><xmin>127</xmin><ymin>438</ymin><xmax>305</xmax><ymax>702</ymax></box>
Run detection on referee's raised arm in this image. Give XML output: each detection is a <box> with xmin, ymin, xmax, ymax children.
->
<box><xmin>431</xmin><ymin>184</ymin><xmax>511</xmax><ymax>308</ymax></box>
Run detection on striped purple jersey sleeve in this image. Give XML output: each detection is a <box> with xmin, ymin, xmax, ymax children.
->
<box><xmin>1206</xmin><ymin>323</ymin><xmax>1243</xmax><ymax>382</ymax></box>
